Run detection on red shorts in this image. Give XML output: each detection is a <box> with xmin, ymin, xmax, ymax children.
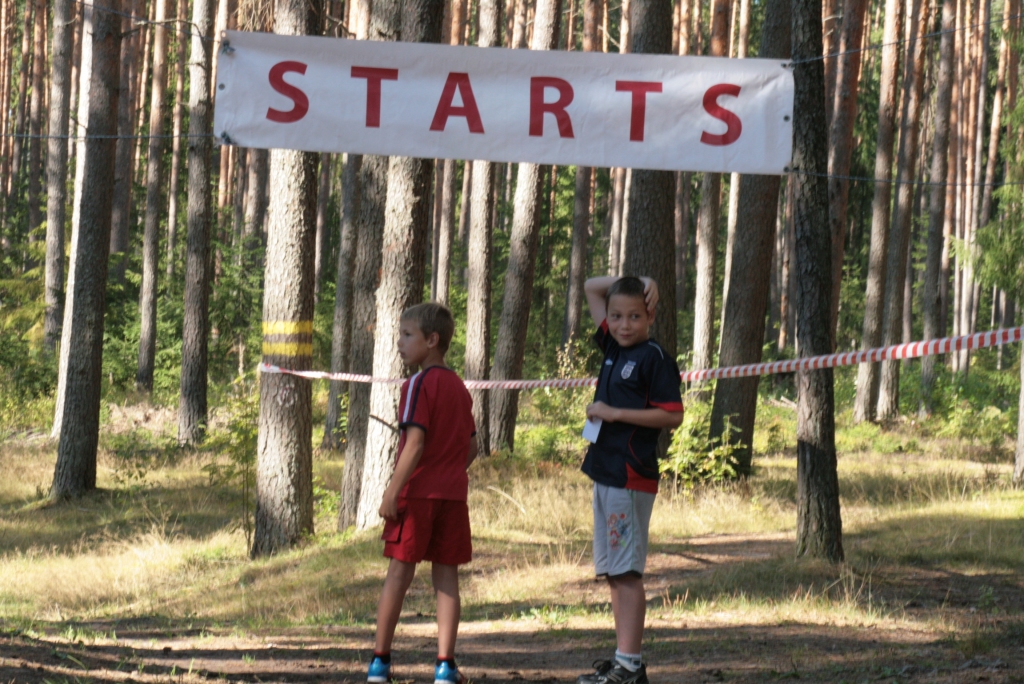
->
<box><xmin>382</xmin><ymin>498</ymin><xmax>472</xmax><ymax>566</ymax></box>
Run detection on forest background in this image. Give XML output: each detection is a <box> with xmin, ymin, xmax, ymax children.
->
<box><xmin>0</xmin><ymin>0</ymin><xmax>1022</xmax><ymax>680</ymax></box>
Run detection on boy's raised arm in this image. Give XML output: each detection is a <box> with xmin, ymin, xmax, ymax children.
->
<box><xmin>584</xmin><ymin>276</ymin><xmax>620</xmax><ymax>327</ymax></box>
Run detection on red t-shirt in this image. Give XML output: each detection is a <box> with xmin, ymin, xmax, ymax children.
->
<box><xmin>396</xmin><ymin>366</ymin><xmax>476</xmax><ymax>501</ymax></box>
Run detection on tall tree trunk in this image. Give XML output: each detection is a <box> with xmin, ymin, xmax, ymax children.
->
<box><xmin>465</xmin><ymin>0</ymin><xmax>502</xmax><ymax>455</ymax></box>
<box><xmin>876</xmin><ymin>0</ymin><xmax>929</xmax><ymax>421</ymax></box>
<box><xmin>623</xmin><ymin>0</ymin><xmax>675</xmax><ymax>359</ymax></box>
<box><xmin>708</xmin><ymin>0</ymin><xmax>790</xmax><ymax>475</ymax></box>
<box><xmin>136</xmin><ymin>0</ymin><xmax>171</xmax><ymax>393</ymax></box>
<box><xmin>853</xmin><ymin>0</ymin><xmax>902</xmax><ymax>423</ymax></box>
<box><xmin>109</xmin><ymin>0</ymin><xmax>138</xmax><ymax>286</ymax></box>
<box><xmin>826</xmin><ymin>0</ymin><xmax>868</xmax><ymax>342</ymax></box>
<box><xmin>324</xmin><ymin>153</ymin><xmax>361</xmax><ymax>452</ymax></box>
<box><xmin>562</xmin><ymin>0</ymin><xmax>599</xmax><ymax>352</ymax></box>
<box><xmin>792</xmin><ymin>0</ymin><xmax>842</xmax><ymax>563</ymax></box>
<box><xmin>919</xmin><ymin>0</ymin><xmax>957</xmax><ymax>414</ymax></box>
<box><xmin>337</xmin><ymin>1</ymin><xmax>393</xmax><ymax>530</ymax></box>
<box><xmin>251</xmin><ymin>0</ymin><xmax>323</xmax><ymax>557</ymax></box>
<box><xmin>177</xmin><ymin>0</ymin><xmax>216</xmax><ymax>447</ymax></box>
<box><xmin>166</xmin><ymin>0</ymin><xmax>189</xmax><ymax>278</ymax></box>
<box><xmin>434</xmin><ymin>159</ymin><xmax>458</xmax><ymax>306</ymax></box>
<box><xmin>490</xmin><ymin>0</ymin><xmax>563</xmax><ymax>454</ymax></box>
<box><xmin>354</xmin><ymin>0</ymin><xmax>444</xmax><ymax>531</ymax></box>
<box><xmin>314</xmin><ymin>153</ymin><xmax>332</xmax><ymax>300</ymax></box>
<box><xmin>133</xmin><ymin>1</ymin><xmax>155</xmax><ymax>188</ymax></box>
<box><xmin>607</xmin><ymin>167</ymin><xmax>625</xmax><ymax>274</ymax></box>
<box><xmin>49</xmin><ymin>1</ymin><xmax>121</xmax><ymax>500</ymax></box>
<box><xmin>691</xmin><ymin>0</ymin><xmax>731</xmax><ymax>381</ymax></box>
<box><xmin>25</xmin><ymin>0</ymin><xmax>44</xmax><ymax>259</ymax></box>
<box><xmin>1016</xmin><ymin>340</ymin><xmax>1024</xmax><ymax>486</ymax></box>
<box><xmin>8</xmin><ymin>1</ymin><xmax>32</xmax><ymax>202</ymax></box>
<box><xmin>43</xmin><ymin>0</ymin><xmax>75</xmax><ymax>351</ymax></box>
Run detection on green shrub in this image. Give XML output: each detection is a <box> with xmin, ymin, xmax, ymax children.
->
<box><xmin>661</xmin><ymin>397</ymin><xmax>741</xmax><ymax>493</ymax></box>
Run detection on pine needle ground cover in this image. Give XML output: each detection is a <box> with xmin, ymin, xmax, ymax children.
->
<box><xmin>0</xmin><ymin>401</ymin><xmax>1021</xmax><ymax>683</ymax></box>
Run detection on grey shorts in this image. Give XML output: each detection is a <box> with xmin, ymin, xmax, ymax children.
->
<box><xmin>592</xmin><ymin>482</ymin><xmax>656</xmax><ymax>578</ymax></box>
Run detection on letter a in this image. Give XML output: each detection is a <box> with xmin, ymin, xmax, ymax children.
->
<box><xmin>430</xmin><ymin>73</ymin><xmax>485</xmax><ymax>133</ymax></box>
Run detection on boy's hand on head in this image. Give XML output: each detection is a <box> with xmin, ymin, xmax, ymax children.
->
<box><xmin>639</xmin><ymin>277</ymin><xmax>659</xmax><ymax>314</ymax></box>
<box><xmin>586</xmin><ymin>401</ymin><xmax>618</xmax><ymax>423</ymax></box>
<box><xmin>378</xmin><ymin>487</ymin><xmax>400</xmax><ymax>522</ymax></box>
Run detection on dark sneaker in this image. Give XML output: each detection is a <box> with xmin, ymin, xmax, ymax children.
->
<box><xmin>367</xmin><ymin>655</ymin><xmax>392</xmax><ymax>683</ymax></box>
<box><xmin>576</xmin><ymin>661</ymin><xmax>649</xmax><ymax>684</ymax></box>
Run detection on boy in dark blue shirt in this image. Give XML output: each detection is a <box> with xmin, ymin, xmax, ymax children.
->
<box><xmin>576</xmin><ymin>276</ymin><xmax>684</xmax><ymax>684</ymax></box>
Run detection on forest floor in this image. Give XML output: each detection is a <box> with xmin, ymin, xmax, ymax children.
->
<box><xmin>0</xmin><ymin>400</ymin><xmax>1022</xmax><ymax>683</ymax></box>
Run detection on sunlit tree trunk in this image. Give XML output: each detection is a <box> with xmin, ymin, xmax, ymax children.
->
<box><xmin>792</xmin><ymin>0</ymin><xmax>842</xmax><ymax>563</ymax></box>
<box><xmin>691</xmin><ymin>0</ymin><xmax>731</xmax><ymax>383</ymax></box>
<box><xmin>25</xmin><ymin>0</ymin><xmax>45</xmax><ymax>261</ymax></box>
<box><xmin>490</xmin><ymin>0</ymin><xmax>563</xmax><ymax>453</ymax></box>
<box><xmin>251</xmin><ymin>0</ymin><xmax>323</xmax><ymax>557</ymax></box>
<box><xmin>876</xmin><ymin>0</ymin><xmax>930</xmax><ymax>421</ymax></box>
<box><xmin>43</xmin><ymin>0</ymin><xmax>75</xmax><ymax>351</ymax></box>
<box><xmin>177</xmin><ymin>0</ymin><xmax>216</xmax><ymax>447</ymax></box>
<box><xmin>354</xmin><ymin>0</ymin><xmax>443</xmax><ymax>531</ymax></box>
<box><xmin>853</xmin><ymin>0</ymin><xmax>902</xmax><ymax>423</ymax></box>
<box><xmin>314</xmin><ymin>153</ymin><xmax>332</xmax><ymax>301</ymax></box>
<box><xmin>709</xmin><ymin>0</ymin><xmax>790</xmax><ymax>475</ymax></box>
<box><xmin>49</xmin><ymin>1</ymin><xmax>121</xmax><ymax>500</ymax></box>
<box><xmin>109</xmin><ymin>0</ymin><xmax>138</xmax><ymax>286</ymax></box>
<box><xmin>136</xmin><ymin>0</ymin><xmax>171</xmax><ymax>393</ymax></box>
<box><xmin>166</xmin><ymin>0</ymin><xmax>189</xmax><ymax>278</ymax></box>
<box><xmin>8</xmin><ymin>1</ymin><xmax>32</xmax><ymax>204</ymax></box>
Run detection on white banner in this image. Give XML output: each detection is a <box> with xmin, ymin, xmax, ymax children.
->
<box><xmin>214</xmin><ymin>30</ymin><xmax>795</xmax><ymax>174</ymax></box>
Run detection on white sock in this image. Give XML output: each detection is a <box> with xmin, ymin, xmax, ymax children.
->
<box><xmin>615</xmin><ymin>650</ymin><xmax>642</xmax><ymax>673</ymax></box>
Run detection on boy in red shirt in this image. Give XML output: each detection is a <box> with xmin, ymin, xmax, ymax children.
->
<box><xmin>367</xmin><ymin>303</ymin><xmax>478</xmax><ymax>684</ymax></box>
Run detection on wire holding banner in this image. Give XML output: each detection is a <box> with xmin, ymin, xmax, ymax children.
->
<box><xmin>260</xmin><ymin>326</ymin><xmax>1024</xmax><ymax>390</ymax></box>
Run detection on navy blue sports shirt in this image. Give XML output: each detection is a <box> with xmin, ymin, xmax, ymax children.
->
<box><xmin>581</xmin><ymin>320</ymin><xmax>684</xmax><ymax>492</ymax></box>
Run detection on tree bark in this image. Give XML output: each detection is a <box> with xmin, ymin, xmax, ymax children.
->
<box><xmin>314</xmin><ymin>153</ymin><xmax>333</xmax><ymax>300</ymax></box>
<box><xmin>792</xmin><ymin>0</ymin><xmax>842</xmax><ymax>563</ymax></box>
<box><xmin>136</xmin><ymin>0</ymin><xmax>171</xmax><ymax>393</ymax></box>
<box><xmin>43</xmin><ymin>0</ymin><xmax>75</xmax><ymax>351</ymax></box>
<box><xmin>26</xmin><ymin>0</ymin><xmax>45</xmax><ymax>261</ymax></box>
<box><xmin>853</xmin><ymin>0</ymin><xmax>902</xmax><ymax>423</ymax></box>
<box><xmin>490</xmin><ymin>0</ymin><xmax>563</xmax><ymax>454</ymax></box>
<box><xmin>8</xmin><ymin>1</ymin><xmax>32</xmax><ymax>203</ymax></box>
<box><xmin>826</xmin><ymin>0</ymin><xmax>868</xmax><ymax>342</ymax></box>
<box><xmin>708</xmin><ymin>0</ymin><xmax>790</xmax><ymax>475</ymax></box>
<box><xmin>109</xmin><ymin>0</ymin><xmax>138</xmax><ymax>286</ymax></box>
<box><xmin>607</xmin><ymin>167</ymin><xmax>625</xmax><ymax>274</ymax></box>
<box><xmin>324</xmin><ymin>153</ymin><xmax>361</xmax><ymax>452</ymax></box>
<box><xmin>1017</xmin><ymin>339</ymin><xmax>1024</xmax><ymax>486</ymax></box>
<box><xmin>623</xmin><ymin>0</ymin><xmax>675</xmax><ymax>361</ymax></box>
<box><xmin>562</xmin><ymin>0</ymin><xmax>599</xmax><ymax>352</ymax></box>
<box><xmin>251</xmin><ymin>0</ymin><xmax>323</xmax><ymax>557</ymax></box>
<box><xmin>166</xmin><ymin>0</ymin><xmax>190</xmax><ymax>278</ymax></box>
<box><xmin>435</xmin><ymin>159</ymin><xmax>458</xmax><ymax>306</ymax></box>
<box><xmin>691</xmin><ymin>0</ymin><xmax>731</xmax><ymax>382</ymax></box>
<box><xmin>49</xmin><ymin>1</ymin><xmax>121</xmax><ymax>500</ymax></box>
<box><xmin>177</xmin><ymin>0</ymin><xmax>217</xmax><ymax>447</ymax></box>
<box><xmin>876</xmin><ymin>0</ymin><xmax>929</xmax><ymax>421</ymax></box>
<box><xmin>354</xmin><ymin>0</ymin><xmax>444</xmax><ymax>531</ymax></box>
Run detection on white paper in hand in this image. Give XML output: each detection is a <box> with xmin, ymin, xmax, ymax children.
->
<box><xmin>582</xmin><ymin>418</ymin><xmax>603</xmax><ymax>443</ymax></box>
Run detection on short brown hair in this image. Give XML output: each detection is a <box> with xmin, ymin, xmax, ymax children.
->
<box><xmin>401</xmin><ymin>302</ymin><xmax>456</xmax><ymax>353</ymax></box>
<box><xmin>605</xmin><ymin>276</ymin><xmax>647</xmax><ymax>307</ymax></box>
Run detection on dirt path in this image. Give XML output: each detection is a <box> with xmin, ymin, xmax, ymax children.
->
<box><xmin>3</xmin><ymin>532</ymin><xmax>1021</xmax><ymax>683</ymax></box>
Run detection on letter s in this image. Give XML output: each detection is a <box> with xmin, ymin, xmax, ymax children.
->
<box><xmin>267</xmin><ymin>61</ymin><xmax>309</xmax><ymax>123</ymax></box>
<box><xmin>700</xmin><ymin>84</ymin><xmax>741</xmax><ymax>146</ymax></box>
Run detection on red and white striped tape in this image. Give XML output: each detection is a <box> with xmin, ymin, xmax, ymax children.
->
<box><xmin>259</xmin><ymin>326</ymin><xmax>1024</xmax><ymax>390</ymax></box>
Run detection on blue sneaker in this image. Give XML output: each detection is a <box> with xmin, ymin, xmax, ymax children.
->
<box><xmin>434</xmin><ymin>659</ymin><xmax>467</xmax><ymax>684</ymax></box>
<box><xmin>366</xmin><ymin>655</ymin><xmax>392</xmax><ymax>683</ymax></box>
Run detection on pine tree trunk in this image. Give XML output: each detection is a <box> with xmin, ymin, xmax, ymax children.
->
<box><xmin>457</xmin><ymin>160</ymin><xmax>471</xmax><ymax>249</ymax></box>
<box><xmin>25</xmin><ymin>0</ymin><xmax>45</xmax><ymax>260</ymax></box>
<box><xmin>244</xmin><ymin>148</ymin><xmax>269</xmax><ymax>242</ymax></box>
<box><xmin>251</xmin><ymin>0</ymin><xmax>323</xmax><ymax>557</ymax></box>
<box><xmin>166</xmin><ymin>0</ymin><xmax>189</xmax><ymax>278</ymax></box>
<box><xmin>1016</xmin><ymin>339</ymin><xmax>1024</xmax><ymax>486</ymax></box>
<box><xmin>674</xmin><ymin>172</ymin><xmax>690</xmax><ymax>311</ymax></box>
<box><xmin>434</xmin><ymin>158</ymin><xmax>457</xmax><ymax>306</ymax></box>
<box><xmin>43</xmin><ymin>0</ymin><xmax>75</xmax><ymax>351</ymax></box>
<box><xmin>720</xmin><ymin>0</ymin><xmax>750</xmax><ymax>322</ymax></box>
<box><xmin>791</xmin><ymin>0</ymin><xmax>842</xmax><ymax>563</ymax></box>
<box><xmin>490</xmin><ymin>0</ymin><xmax>563</xmax><ymax>454</ymax></box>
<box><xmin>876</xmin><ymin>0</ymin><xmax>929</xmax><ymax>421</ymax></box>
<box><xmin>562</xmin><ymin>0</ymin><xmax>599</xmax><ymax>352</ymax></box>
<box><xmin>622</xmin><ymin>0</ymin><xmax>675</xmax><ymax>360</ymax></box>
<box><xmin>324</xmin><ymin>153</ymin><xmax>361</xmax><ymax>452</ymax></box>
<box><xmin>133</xmin><ymin>1</ymin><xmax>154</xmax><ymax>188</ymax></box>
<box><xmin>136</xmin><ymin>0</ymin><xmax>171</xmax><ymax>393</ymax></box>
<box><xmin>826</xmin><ymin>0</ymin><xmax>868</xmax><ymax>342</ymax></box>
<box><xmin>853</xmin><ymin>0</ymin><xmax>902</xmax><ymax>423</ymax></box>
<box><xmin>354</xmin><ymin>0</ymin><xmax>443</xmax><ymax>531</ymax></box>
<box><xmin>708</xmin><ymin>0</ymin><xmax>790</xmax><ymax>475</ymax></box>
<box><xmin>607</xmin><ymin>167</ymin><xmax>625</xmax><ymax>274</ymax></box>
<box><xmin>177</xmin><ymin>0</ymin><xmax>216</xmax><ymax>447</ymax></box>
<box><xmin>314</xmin><ymin>153</ymin><xmax>332</xmax><ymax>300</ymax></box>
<box><xmin>8</xmin><ymin>1</ymin><xmax>32</xmax><ymax>203</ymax></box>
<box><xmin>691</xmin><ymin>0</ymin><xmax>730</xmax><ymax>382</ymax></box>
<box><xmin>49</xmin><ymin>1</ymin><xmax>122</xmax><ymax>500</ymax></box>
<box><xmin>465</xmin><ymin>0</ymin><xmax>502</xmax><ymax>456</ymax></box>
<box><xmin>109</xmin><ymin>1</ymin><xmax>138</xmax><ymax>286</ymax></box>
